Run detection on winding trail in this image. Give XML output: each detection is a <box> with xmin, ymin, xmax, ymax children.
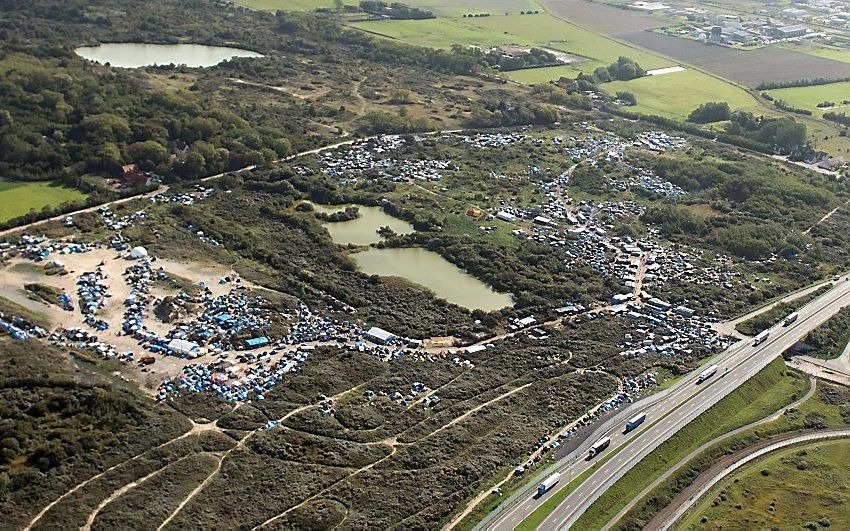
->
<box><xmin>156</xmin><ymin>382</ymin><xmax>368</xmax><ymax>530</ymax></box>
<box><xmin>81</xmin><ymin>453</ymin><xmax>197</xmax><ymax>530</ymax></box>
<box><xmin>25</xmin><ymin>428</ymin><xmax>193</xmax><ymax>530</ymax></box>
<box><xmin>601</xmin><ymin>376</ymin><xmax>817</xmax><ymax>530</ymax></box>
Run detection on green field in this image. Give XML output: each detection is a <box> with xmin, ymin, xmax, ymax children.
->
<box><xmin>0</xmin><ymin>180</ymin><xmax>87</xmax><ymax>223</ymax></box>
<box><xmin>792</xmin><ymin>43</ymin><xmax>850</xmax><ymax>65</ymax></box>
<box><xmin>233</xmin><ymin>0</ymin><xmax>357</xmax><ymax>10</ymax></box>
<box><xmin>235</xmin><ymin>0</ymin><xmax>542</xmax><ymax>15</ymax></box>
<box><xmin>605</xmin><ymin>69</ymin><xmax>759</xmax><ymax>120</ymax></box>
<box><xmin>768</xmin><ymin>81</ymin><xmax>850</xmax><ymax>112</ymax></box>
<box><xmin>350</xmin><ymin>13</ymin><xmax>672</xmax><ymax>71</ymax></box>
<box><xmin>681</xmin><ymin>439</ymin><xmax>850</xmax><ymax>529</ymax></box>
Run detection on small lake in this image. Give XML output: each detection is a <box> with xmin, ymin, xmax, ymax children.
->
<box><xmin>74</xmin><ymin>43</ymin><xmax>264</xmax><ymax>68</ymax></box>
<box><xmin>312</xmin><ymin>203</ymin><xmax>415</xmax><ymax>246</ymax></box>
<box><xmin>352</xmin><ymin>248</ymin><xmax>513</xmax><ymax>311</ymax></box>
<box><xmin>312</xmin><ymin>202</ymin><xmax>513</xmax><ymax>311</ymax></box>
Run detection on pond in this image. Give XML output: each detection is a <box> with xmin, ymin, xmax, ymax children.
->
<box><xmin>310</xmin><ymin>203</ymin><xmax>512</xmax><ymax>311</ymax></box>
<box><xmin>74</xmin><ymin>43</ymin><xmax>264</xmax><ymax>68</ymax></box>
<box><xmin>352</xmin><ymin>248</ymin><xmax>514</xmax><ymax>312</ymax></box>
<box><xmin>312</xmin><ymin>203</ymin><xmax>415</xmax><ymax>246</ymax></box>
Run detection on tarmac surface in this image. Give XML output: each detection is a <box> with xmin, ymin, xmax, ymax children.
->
<box><xmin>479</xmin><ymin>276</ymin><xmax>850</xmax><ymax>531</ymax></box>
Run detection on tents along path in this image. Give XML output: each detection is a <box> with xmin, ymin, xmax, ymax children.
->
<box><xmin>0</xmin><ymin>129</ymin><xmax>459</xmax><ymax>239</ymax></box>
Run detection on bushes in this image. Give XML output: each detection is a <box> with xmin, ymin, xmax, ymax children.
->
<box><xmin>687</xmin><ymin>101</ymin><xmax>731</xmax><ymax>124</ymax></box>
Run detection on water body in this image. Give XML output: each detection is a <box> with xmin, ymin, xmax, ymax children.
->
<box><xmin>75</xmin><ymin>43</ymin><xmax>263</xmax><ymax>68</ymax></box>
<box><xmin>352</xmin><ymin>248</ymin><xmax>513</xmax><ymax>311</ymax></box>
<box><xmin>312</xmin><ymin>203</ymin><xmax>415</xmax><ymax>246</ymax></box>
<box><xmin>311</xmin><ymin>203</ymin><xmax>513</xmax><ymax>311</ymax></box>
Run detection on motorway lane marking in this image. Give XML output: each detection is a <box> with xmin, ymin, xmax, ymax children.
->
<box><xmin>541</xmin><ymin>284</ymin><xmax>850</xmax><ymax>529</ymax></box>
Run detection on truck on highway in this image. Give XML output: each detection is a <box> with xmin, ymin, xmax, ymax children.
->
<box><xmin>537</xmin><ymin>472</ymin><xmax>561</xmax><ymax>496</ymax></box>
<box><xmin>625</xmin><ymin>412</ymin><xmax>647</xmax><ymax>432</ymax></box>
<box><xmin>783</xmin><ymin>312</ymin><xmax>799</xmax><ymax>326</ymax></box>
<box><xmin>588</xmin><ymin>437</ymin><xmax>611</xmax><ymax>458</ymax></box>
<box><xmin>697</xmin><ymin>365</ymin><xmax>718</xmax><ymax>383</ymax></box>
<box><xmin>753</xmin><ymin>330</ymin><xmax>770</xmax><ymax>346</ymax></box>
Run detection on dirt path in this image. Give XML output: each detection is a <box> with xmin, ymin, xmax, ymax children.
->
<box><xmin>423</xmin><ymin>382</ymin><xmax>533</xmax><ymax>440</ymax></box>
<box><xmin>156</xmin><ymin>383</ymin><xmax>368</xmax><ymax>530</ymax></box>
<box><xmin>23</xmin><ymin>420</ymin><xmax>203</xmax><ymax>530</ymax></box>
<box><xmin>81</xmin><ymin>453</ymin><xmax>196</xmax><ymax>530</ymax></box>
<box><xmin>601</xmin><ymin>376</ymin><xmax>817</xmax><ymax>530</ymax></box>
<box><xmin>804</xmin><ymin>199</ymin><xmax>848</xmax><ymax>234</ymax></box>
<box><xmin>253</xmin><ymin>444</ymin><xmax>398</xmax><ymax>530</ymax></box>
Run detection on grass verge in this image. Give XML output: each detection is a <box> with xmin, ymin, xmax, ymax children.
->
<box><xmin>572</xmin><ymin>356</ymin><xmax>808</xmax><ymax>529</ymax></box>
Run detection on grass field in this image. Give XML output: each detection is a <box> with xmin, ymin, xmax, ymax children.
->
<box><xmin>349</xmin><ymin>12</ymin><xmax>672</xmax><ymax>72</ymax></box>
<box><xmin>0</xmin><ymin>180</ymin><xmax>87</xmax><ymax>223</ymax></box>
<box><xmin>233</xmin><ymin>0</ymin><xmax>356</xmax><ymax>10</ymax></box>
<box><xmin>572</xmin><ymin>357</ymin><xmax>808</xmax><ymax>530</ymax></box>
<box><xmin>793</xmin><ymin>43</ymin><xmax>850</xmax><ymax>65</ymax></box>
<box><xmin>681</xmin><ymin>439</ymin><xmax>850</xmax><ymax>529</ymax></box>
<box><xmin>604</xmin><ymin>69</ymin><xmax>759</xmax><ymax>120</ymax></box>
<box><xmin>768</xmin><ymin>82</ymin><xmax>850</xmax><ymax>113</ymax></box>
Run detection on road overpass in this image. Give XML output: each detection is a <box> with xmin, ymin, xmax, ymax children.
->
<box><xmin>478</xmin><ymin>276</ymin><xmax>850</xmax><ymax>531</ymax></box>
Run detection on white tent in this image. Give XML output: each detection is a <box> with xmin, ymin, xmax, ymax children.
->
<box><xmin>129</xmin><ymin>246</ymin><xmax>148</xmax><ymax>259</ymax></box>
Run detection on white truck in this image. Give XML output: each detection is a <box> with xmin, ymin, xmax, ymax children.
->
<box><xmin>588</xmin><ymin>437</ymin><xmax>611</xmax><ymax>458</ymax></box>
<box><xmin>783</xmin><ymin>312</ymin><xmax>799</xmax><ymax>326</ymax></box>
<box><xmin>753</xmin><ymin>330</ymin><xmax>770</xmax><ymax>346</ymax></box>
<box><xmin>537</xmin><ymin>472</ymin><xmax>561</xmax><ymax>496</ymax></box>
<box><xmin>697</xmin><ymin>364</ymin><xmax>718</xmax><ymax>383</ymax></box>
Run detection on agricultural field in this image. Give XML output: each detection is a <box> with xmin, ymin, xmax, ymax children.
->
<box><xmin>605</xmin><ymin>69</ymin><xmax>759</xmax><ymax>120</ymax></box>
<box><xmin>621</xmin><ymin>31</ymin><xmax>850</xmax><ymax>87</ymax></box>
<box><xmin>350</xmin><ymin>12</ymin><xmax>672</xmax><ymax>72</ymax></box>
<box><xmin>232</xmin><ymin>0</ymin><xmax>357</xmax><ymax>10</ymax></box>
<box><xmin>680</xmin><ymin>439</ymin><xmax>850</xmax><ymax>530</ymax></box>
<box><xmin>0</xmin><ymin>181</ymin><xmax>87</xmax><ymax>223</ymax></box>
<box><xmin>788</xmin><ymin>42</ymin><xmax>850</xmax><ymax>65</ymax></box>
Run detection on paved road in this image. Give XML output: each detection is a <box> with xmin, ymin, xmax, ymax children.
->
<box><xmin>655</xmin><ymin>428</ymin><xmax>850</xmax><ymax>530</ymax></box>
<box><xmin>479</xmin><ymin>276</ymin><xmax>850</xmax><ymax>531</ymax></box>
<box><xmin>601</xmin><ymin>377</ymin><xmax>817</xmax><ymax>530</ymax></box>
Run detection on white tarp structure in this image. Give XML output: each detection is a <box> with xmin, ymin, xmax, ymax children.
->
<box><xmin>130</xmin><ymin>246</ymin><xmax>148</xmax><ymax>259</ymax></box>
<box><xmin>168</xmin><ymin>338</ymin><xmax>199</xmax><ymax>357</ymax></box>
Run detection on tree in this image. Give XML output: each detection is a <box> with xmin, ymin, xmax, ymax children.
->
<box><xmin>687</xmin><ymin>102</ymin><xmax>731</xmax><ymax>124</ymax></box>
<box><xmin>126</xmin><ymin>140</ymin><xmax>168</xmax><ymax>170</ymax></box>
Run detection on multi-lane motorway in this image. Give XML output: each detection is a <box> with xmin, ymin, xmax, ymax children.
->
<box><xmin>478</xmin><ymin>276</ymin><xmax>850</xmax><ymax>531</ymax></box>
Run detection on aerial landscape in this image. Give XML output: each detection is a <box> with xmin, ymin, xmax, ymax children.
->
<box><xmin>3</xmin><ymin>0</ymin><xmax>850</xmax><ymax>529</ymax></box>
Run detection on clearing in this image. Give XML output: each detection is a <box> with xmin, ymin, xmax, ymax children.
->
<box><xmin>605</xmin><ymin>69</ymin><xmax>758</xmax><ymax>120</ymax></box>
<box><xmin>0</xmin><ymin>181</ymin><xmax>87</xmax><ymax>223</ymax></box>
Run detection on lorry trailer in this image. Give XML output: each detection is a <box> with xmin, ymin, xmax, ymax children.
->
<box><xmin>783</xmin><ymin>312</ymin><xmax>799</xmax><ymax>326</ymax></box>
<box><xmin>625</xmin><ymin>412</ymin><xmax>647</xmax><ymax>432</ymax></box>
<box><xmin>537</xmin><ymin>472</ymin><xmax>561</xmax><ymax>496</ymax></box>
<box><xmin>697</xmin><ymin>364</ymin><xmax>718</xmax><ymax>383</ymax></box>
<box><xmin>753</xmin><ymin>330</ymin><xmax>770</xmax><ymax>346</ymax></box>
<box><xmin>588</xmin><ymin>436</ymin><xmax>611</xmax><ymax>458</ymax></box>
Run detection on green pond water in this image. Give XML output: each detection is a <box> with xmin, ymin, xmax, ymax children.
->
<box><xmin>313</xmin><ymin>203</ymin><xmax>513</xmax><ymax>311</ymax></box>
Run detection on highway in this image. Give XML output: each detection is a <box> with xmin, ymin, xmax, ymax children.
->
<box><xmin>478</xmin><ymin>276</ymin><xmax>850</xmax><ymax>531</ymax></box>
